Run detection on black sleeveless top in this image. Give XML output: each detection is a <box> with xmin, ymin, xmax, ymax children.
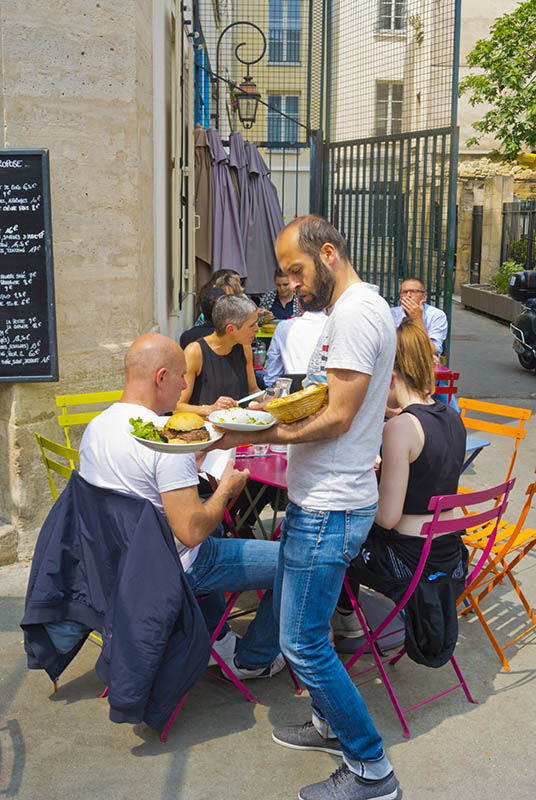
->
<box><xmin>400</xmin><ymin>401</ymin><xmax>466</xmax><ymax>515</ymax></box>
<box><xmin>189</xmin><ymin>338</ymin><xmax>249</xmax><ymax>406</ymax></box>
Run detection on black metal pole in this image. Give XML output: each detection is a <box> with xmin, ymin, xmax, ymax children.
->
<box><xmin>309</xmin><ymin>129</ymin><xmax>324</xmax><ymax>215</ymax></box>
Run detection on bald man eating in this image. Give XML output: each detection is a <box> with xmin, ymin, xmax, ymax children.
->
<box><xmin>79</xmin><ymin>332</ymin><xmax>283</xmax><ymax>679</ymax></box>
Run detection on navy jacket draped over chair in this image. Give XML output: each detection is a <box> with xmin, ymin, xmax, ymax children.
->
<box><xmin>21</xmin><ymin>471</ymin><xmax>211</xmax><ymax>730</ymax></box>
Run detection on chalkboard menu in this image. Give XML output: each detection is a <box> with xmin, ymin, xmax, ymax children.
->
<box><xmin>0</xmin><ymin>149</ymin><xmax>58</xmax><ymax>382</ymax></box>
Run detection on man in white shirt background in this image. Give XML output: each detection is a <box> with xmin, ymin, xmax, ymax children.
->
<box><xmin>390</xmin><ymin>277</ymin><xmax>448</xmax><ymax>356</ymax></box>
<box><xmin>263</xmin><ymin>303</ymin><xmax>327</xmax><ymax>387</ymax></box>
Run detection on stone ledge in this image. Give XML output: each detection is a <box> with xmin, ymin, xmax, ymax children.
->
<box><xmin>461</xmin><ymin>284</ymin><xmax>523</xmax><ymax>323</ymax></box>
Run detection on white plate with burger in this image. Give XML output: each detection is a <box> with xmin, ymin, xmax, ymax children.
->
<box><xmin>130</xmin><ymin>412</ymin><xmax>223</xmax><ymax>453</ymax></box>
<box><xmin>208</xmin><ymin>406</ymin><xmax>276</xmax><ymax>432</ymax></box>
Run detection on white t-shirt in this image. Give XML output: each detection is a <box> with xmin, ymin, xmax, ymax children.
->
<box><xmin>263</xmin><ymin>311</ymin><xmax>327</xmax><ymax>386</ymax></box>
<box><xmin>286</xmin><ymin>282</ymin><xmax>396</xmax><ymax>511</ymax></box>
<box><xmin>79</xmin><ymin>402</ymin><xmax>201</xmax><ymax>571</ymax></box>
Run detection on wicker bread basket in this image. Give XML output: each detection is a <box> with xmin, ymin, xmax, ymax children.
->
<box><xmin>265</xmin><ymin>383</ymin><xmax>328</xmax><ymax>423</ymax></box>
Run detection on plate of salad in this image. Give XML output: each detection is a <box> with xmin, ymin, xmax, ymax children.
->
<box><xmin>208</xmin><ymin>407</ymin><xmax>276</xmax><ymax>432</ymax></box>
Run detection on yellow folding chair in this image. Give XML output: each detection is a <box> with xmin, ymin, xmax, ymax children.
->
<box><xmin>55</xmin><ymin>390</ymin><xmax>123</xmax><ymax>449</ymax></box>
<box><xmin>35</xmin><ymin>433</ymin><xmax>80</xmax><ymax>502</ymax></box>
<box><xmin>34</xmin><ymin>433</ymin><xmax>103</xmax><ymax>658</ymax></box>
<box><xmin>457</xmin><ymin>398</ymin><xmax>532</xmax><ymax>486</ymax></box>
<box><xmin>458</xmin><ymin>475</ymin><xmax>536</xmax><ymax>670</ymax></box>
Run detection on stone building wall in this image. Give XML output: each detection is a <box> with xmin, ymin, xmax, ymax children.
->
<box><xmin>0</xmin><ymin>0</ymin><xmax>156</xmax><ymax>564</ymax></box>
<box><xmin>455</xmin><ymin>158</ymin><xmax>536</xmax><ymax>294</ymax></box>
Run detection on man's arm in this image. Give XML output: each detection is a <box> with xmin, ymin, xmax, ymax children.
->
<box><xmin>424</xmin><ymin>307</ymin><xmax>448</xmax><ymax>356</ymax></box>
<box><xmin>263</xmin><ymin>330</ymin><xmax>284</xmax><ymax>387</ymax></box>
<box><xmin>161</xmin><ymin>461</ymin><xmax>249</xmax><ymax>547</ymax></box>
<box><xmin>214</xmin><ymin>367</ymin><xmax>371</xmax><ymax>449</ymax></box>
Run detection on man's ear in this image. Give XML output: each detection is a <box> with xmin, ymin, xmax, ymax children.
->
<box><xmin>226</xmin><ymin>323</ymin><xmax>236</xmax><ymax>336</ymax></box>
<box><xmin>156</xmin><ymin>366</ymin><xmax>167</xmax><ymax>385</ymax></box>
<box><xmin>320</xmin><ymin>242</ymin><xmax>337</xmax><ymax>265</ymax></box>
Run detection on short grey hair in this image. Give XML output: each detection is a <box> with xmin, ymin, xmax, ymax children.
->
<box><xmin>212</xmin><ymin>293</ymin><xmax>257</xmax><ymax>334</ymax></box>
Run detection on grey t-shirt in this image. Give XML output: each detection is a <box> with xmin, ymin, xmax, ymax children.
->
<box><xmin>286</xmin><ymin>282</ymin><xmax>396</xmax><ymax>511</ymax></box>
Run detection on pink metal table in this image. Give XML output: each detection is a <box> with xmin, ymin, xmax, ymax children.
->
<box><xmin>234</xmin><ymin>446</ymin><xmax>288</xmax><ymax>539</ymax></box>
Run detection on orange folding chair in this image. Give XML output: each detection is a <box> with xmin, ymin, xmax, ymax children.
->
<box><xmin>458</xmin><ymin>474</ymin><xmax>536</xmax><ymax>670</ymax></box>
<box><xmin>457</xmin><ymin>398</ymin><xmax>531</xmax><ymax>487</ymax></box>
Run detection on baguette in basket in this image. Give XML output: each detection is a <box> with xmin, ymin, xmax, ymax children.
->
<box><xmin>265</xmin><ymin>383</ymin><xmax>328</xmax><ymax>423</ymax></box>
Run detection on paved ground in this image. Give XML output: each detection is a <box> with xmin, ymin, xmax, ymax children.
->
<box><xmin>450</xmin><ymin>297</ymin><xmax>536</xmax><ymax>402</ymax></box>
<box><xmin>1</xmin><ymin>301</ymin><xmax>536</xmax><ymax>800</ymax></box>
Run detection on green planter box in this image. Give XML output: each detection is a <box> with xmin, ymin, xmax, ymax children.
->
<box><xmin>461</xmin><ymin>284</ymin><xmax>523</xmax><ymax>323</ymax></box>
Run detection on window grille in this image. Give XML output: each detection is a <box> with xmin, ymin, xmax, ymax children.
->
<box><xmin>269</xmin><ymin>0</ymin><xmax>302</xmax><ymax>64</ymax></box>
<box><xmin>375</xmin><ymin>81</ymin><xmax>403</xmax><ymax>135</ymax></box>
<box><xmin>267</xmin><ymin>94</ymin><xmax>300</xmax><ymax>142</ymax></box>
<box><xmin>378</xmin><ymin>0</ymin><xmax>405</xmax><ymax>32</ymax></box>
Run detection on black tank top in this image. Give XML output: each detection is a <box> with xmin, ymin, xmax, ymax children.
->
<box><xmin>189</xmin><ymin>338</ymin><xmax>249</xmax><ymax>406</ymax></box>
<box><xmin>400</xmin><ymin>401</ymin><xmax>466</xmax><ymax>515</ymax></box>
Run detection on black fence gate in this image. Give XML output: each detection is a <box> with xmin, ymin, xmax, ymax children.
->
<box><xmin>190</xmin><ymin>0</ymin><xmax>461</xmax><ymax>357</ymax></box>
<box><xmin>501</xmin><ymin>201</ymin><xmax>536</xmax><ymax>270</ymax></box>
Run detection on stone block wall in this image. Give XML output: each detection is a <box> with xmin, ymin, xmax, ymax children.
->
<box><xmin>0</xmin><ymin>0</ymin><xmax>155</xmax><ymax>562</ymax></box>
<box><xmin>455</xmin><ymin>158</ymin><xmax>536</xmax><ymax>293</ymax></box>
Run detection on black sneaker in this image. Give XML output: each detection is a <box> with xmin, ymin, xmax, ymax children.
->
<box><xmin>272</xmin><ymin>721</ymin><xmax>343</xmax><ymax>756</ymax></box>
<box><xmin>299</xmin><ymin>764</ymin><xmax>398</xmax><ymax>800</ymax></box>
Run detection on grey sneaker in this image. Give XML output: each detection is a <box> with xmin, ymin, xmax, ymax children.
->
<box><xmin>272</xmin><ymin>721</ymin><xmax>343</xmax><ymax>756</ymax></box>
<box><xmin>331</xmin><ymin>609</ymin><xmax>363</xmax><ymax>639</ymax></box>
<box><xmin>299</xmin><ymin>765</ymin><xmax>398</xmax><ymax>800</ymax></box>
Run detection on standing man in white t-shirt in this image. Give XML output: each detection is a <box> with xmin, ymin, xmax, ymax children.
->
<box><xmin>79</xmin><ymin>333</ymin><xmax>284</xmax><ymax>680</ymax></box>
<box><xmin>215</xmin><ymin>216</ymin><xmax>398</xmax><ymax>800</ymax></box>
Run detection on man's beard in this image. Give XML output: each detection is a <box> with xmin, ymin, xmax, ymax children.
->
<box><xmin>299</xmin><ymin>253</ymin><xmax>335</xmax><ymax>311</ymax></box>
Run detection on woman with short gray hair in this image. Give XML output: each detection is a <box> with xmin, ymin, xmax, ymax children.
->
<box><xmin>175</xmin><ymin>293</ymin><xmax>260</xmax><ymax>416</ymax></box>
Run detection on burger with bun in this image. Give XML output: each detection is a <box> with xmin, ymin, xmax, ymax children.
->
<box><xmin>163</xmin><ymin>412</ymin><xmax>210</xmax><ymax>443</ymax></box>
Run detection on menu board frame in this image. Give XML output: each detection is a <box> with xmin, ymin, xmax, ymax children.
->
<box><xmin>0</xmin><ymin>148</ymin><xmax>58</xmax><ymax>382</ymax></box>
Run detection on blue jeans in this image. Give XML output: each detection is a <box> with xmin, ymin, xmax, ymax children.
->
<box><xmin>185</xmin><ymin>535</ymin><xmax>281</xmax><ymax>669</ymax></box>
<box><xmin>274</xmin><ymin>501</ymin><xmax>385</xmax><ymax>763</ymax></box>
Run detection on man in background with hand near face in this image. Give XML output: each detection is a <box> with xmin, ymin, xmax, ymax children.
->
<box><xmin>390</xmin><ymin>277</ymin><xmax>448</xmax><ymax>357</ymax></box>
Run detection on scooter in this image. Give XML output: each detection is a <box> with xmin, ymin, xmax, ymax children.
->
<box><xmin>508</xmin><ymin>270</ymin><xmax>536</xmax><ymax>371</ymax></box>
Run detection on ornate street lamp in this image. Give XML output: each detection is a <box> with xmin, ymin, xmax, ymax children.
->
<box><xmin>235</xmin><ymin>75</ymin><xmax>261</xmax><ymax>129</ymax></box>
<box><xmin>214</xmin><ymin>21</ymin><xmax>266</xmax><ymax>131</ymax></box>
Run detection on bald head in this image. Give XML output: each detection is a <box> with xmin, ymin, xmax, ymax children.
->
<box><xmin>122</xmin><ymin>333</ymin><xmax>186</xmax><ymax>415</ymax></box>
<box><xmin>125</xmin><ymin>333</ymin><xmax>183</xmax><ymax>381</ymax></box>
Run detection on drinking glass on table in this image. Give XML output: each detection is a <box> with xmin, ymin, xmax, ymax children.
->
<box><xmin>270</xmin><ymin>378</ymin><xmax>293</xmax><ymax>453</ymax></box>
<box><xmin>274</xmin><ymin>377</ymin><xmax>292</xmax><ymax>397</ymax></box>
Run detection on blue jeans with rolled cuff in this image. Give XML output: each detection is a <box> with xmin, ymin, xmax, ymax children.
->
<box><xmin>273</xmin><ymin>501</ymin><xmax>385</xmax><ymax>764</ymax></box>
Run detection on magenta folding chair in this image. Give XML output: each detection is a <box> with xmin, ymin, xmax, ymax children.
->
<box><xmin>159</xmin><ymin>476</ymin><xmax>301</xmax><ymax>742</ymax></box>
<box><xmin>342</xmin><ymin>478</ymin><xmax>515</xmax><ymax>739</ymax></box>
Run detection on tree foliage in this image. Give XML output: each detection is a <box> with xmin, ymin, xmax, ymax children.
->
<box><xmin>459</xmin><ymin>0</ymin><xmax>536</xmax><ymax>161</ymax></box>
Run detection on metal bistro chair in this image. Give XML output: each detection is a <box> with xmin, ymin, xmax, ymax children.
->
<box><xmin>457</xmin><ymin>398</ymin><xmax>531</xmax><ymax>483</ymax></box>
<box><xmin>433</xmin><ymin>368</ymin><xmax>459</xmax><ymax>405</ymax></box>
<box><xmin>34</xmin><ymin>436</ymin><xmax>104</xmax><ymax>667</ymax></box>
<box><xmin>55</xmin><ymin>390</ymin><xmax>123</xmax><ymax>452</ymax></box>
<box><xmin>35</xmin><ymin>433</ymin><xmax>80</xmax><ymax>502</ymax></box>
<box><xmin>342</xmin><ymin>479</ymin><xmax>515</xmax><ymax>739</ymax></box>
<box><xmin>458</xmin><ymin>473</ymin><xmax>536</xmax><ymax>670</ymax></box>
